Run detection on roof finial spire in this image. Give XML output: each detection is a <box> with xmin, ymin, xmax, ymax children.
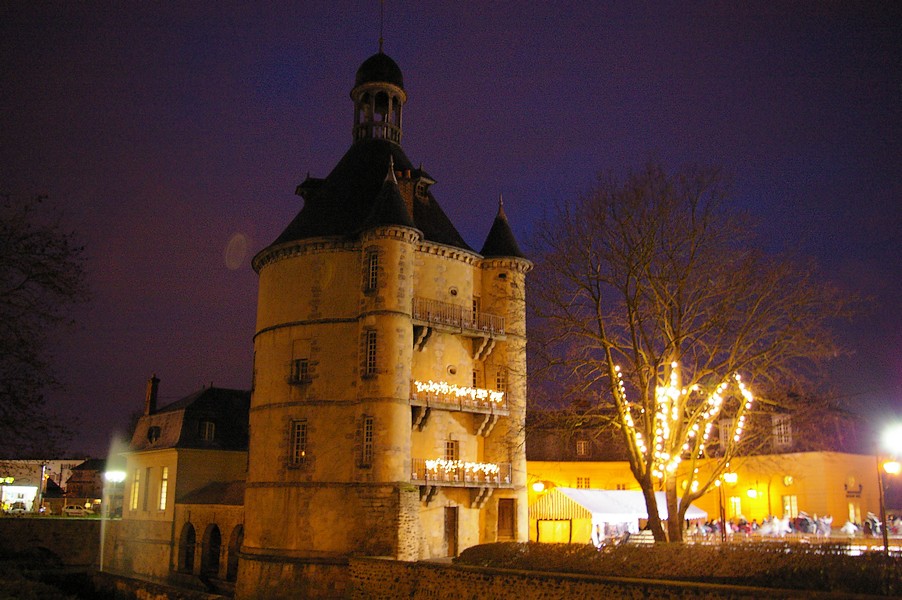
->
<box><xmin>385</xmin><ymin>155</ymin><xmax>397</xmax><ymax>184</ymax></box>
<box><xmin>379</xmin><ymin>0</ymin><xmax>385</xmax><ymax>53</ymax></box>
<box><xmin>498</xmin><ymin>193</ymin><xmax>507</xmax><ymax>218</ymax></box>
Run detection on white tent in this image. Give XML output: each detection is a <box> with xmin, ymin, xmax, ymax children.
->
<box><xmin>530</xmin><ymin>487</ymin><xmax>708</xmax><ymax>522</ymax></box>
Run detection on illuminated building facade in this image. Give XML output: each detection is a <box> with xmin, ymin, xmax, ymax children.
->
<box><xmin>236</xmin><ymin>51</ymin><xmax>530</xmax><ymax>598</ymax></box>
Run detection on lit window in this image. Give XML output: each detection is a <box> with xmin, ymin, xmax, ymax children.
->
<box><xmin>143</xmin><ymin>467</ymin><xmax>151</xmax><ymax>510</ymax></box>
<box><xmin>445</xmin><ymin>440</ymin><xmax>459</xmax><ymax>462</ymax></box>
<box><xmin>290</xmin><ymin>358</ymin><xmax>310</xmax><ymax>384</ymax></box>
<box><xmin>200</xmin><ymin>421</ymin><xmax>215</xmax><ymax>442</ymax></box>
<box><xmin>782</xmin><ymin>494</ymin><xmax>799</xmax><ymax>518</ymax></box>
<box><xmin>728</xmin><ymin>496</ymin><xmax>742</xmax><ymax>518</ymax></box>
<box><xmin>576</xmin><ymin>477</ymin><xmax>590</xmax><ymax>489</ymax></box>
<box><xmin>130</xmin><ymin>469</ymin><xmax>140</xmax><ymax>510</ymax></box>
<box><xmin>575</xmin><ymin>439</ymin><xmax>589</xmax><ymax>457</ymax></box>
<box><xmin>772</xmin><ymin>414</ymin><xmax>792</xmax><ymax>448</ymax></box>
<box><xmin>159</xmin><ymin>467</ymin><xmax>168</xmax><ymax>511</ymax></box>
<box><xmin>365</xmin><ymin>330</ymin><xmax>377</xmax><ymax>376</ymax></box>
<box><xmin>290</xmin><ymin>419</ymin><xmax>308</xmax><ymax>466</ymax></box>
<box><xmin>365</xmin><ymin>249</ymin><xmax>379</xmax><ymax>291</ymax></box>
<box><xmin>361</xmin><ymin>416</ymin><xmax>374</xmax><ymax>467</ymax></box>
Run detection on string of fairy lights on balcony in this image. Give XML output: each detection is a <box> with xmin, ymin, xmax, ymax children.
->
<box><xmin>615</xmin><ymin>362</ymin><xmax>754</xmax><ymax>481</ymax></box>
<box><xmin>413</xmin><ymin>380</ymin><xmax>505</xmax><ymax>404</ymax></box>
<box><xmin>424</xmin><ymin>458</ymin><xmax>501</xmax><ymax>476</ymax></box>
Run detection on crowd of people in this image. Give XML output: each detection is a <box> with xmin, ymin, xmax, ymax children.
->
<box><xmin>687</xmin><ymin>511</ymin><xmax>902</xmax><ymax>539</ymax></box>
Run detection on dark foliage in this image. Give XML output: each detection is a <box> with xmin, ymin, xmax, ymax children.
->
<box><xmin>0</xmin><ymin>194</ymin><xmax>88</xmax><ymax>457</ymax></box>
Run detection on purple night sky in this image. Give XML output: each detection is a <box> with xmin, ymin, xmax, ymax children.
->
<box><xmin>2</xmin><ymin>3</ymin><xmax>900</xmax><ymax>458</ymax></box>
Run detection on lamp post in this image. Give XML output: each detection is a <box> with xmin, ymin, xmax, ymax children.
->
<box><xmin>878</xmin><ymin>423</ymin><xmax>902</xmax><ymax>558</ymax></box>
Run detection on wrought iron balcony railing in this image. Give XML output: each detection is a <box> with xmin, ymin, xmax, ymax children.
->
<box><xmin>410</xmin><ymin>458</ymin><xmax>512</xmax><ymax>486</ymax></box>
<box><xmin>410</xmin><ymin>380</ymin><xmax>508</xmax><ymax>414</ymax></box>
<box><xmin>411</xmin><ymin>297</ymin><xmax>505</xmax><ymax>336</ymax></box>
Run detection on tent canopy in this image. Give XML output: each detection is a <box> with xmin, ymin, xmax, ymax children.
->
<box><xmin>530</xmin><ymin>487</ymin><xmax>708</xmax><ymax>522</ymax></box>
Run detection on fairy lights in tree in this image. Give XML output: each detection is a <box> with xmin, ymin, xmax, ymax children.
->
<box><xmin>617</xmin><ymin>362</ymin><xmax>755</xmax><ymax>482</ymax></box>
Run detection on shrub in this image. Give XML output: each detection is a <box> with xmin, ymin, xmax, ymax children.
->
<box><xmin>455</xmin><ymin>542</ymin><xmax>902</xmax><ymax>596</ymax></box>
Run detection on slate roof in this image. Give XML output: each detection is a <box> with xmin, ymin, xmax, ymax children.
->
<box><xmin>355</xmin><ymin>52</ymin><xmax>404</xmax><ymax>89</ymax></box>
<box><xmin>480</xmin><ymin>198</ymin><xmax>527</xmax><ymax>259</ymax></box>
<box><xmin>130</xmin><ymin>387</ymin><xmax>250</xmax><ymax>452</ymax></box>
<box><xmin>178</xmin><ymin>480</ymin><xmax>245</xmax><ymax>506</ymax></box>
<box><xmin>269</xmin><ymin>139</ymin><xmax>472</xmax><ymax>251</ymax></box>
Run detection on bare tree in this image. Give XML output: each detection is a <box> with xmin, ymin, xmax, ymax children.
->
<box><xmin>529</xmin><ymin>163</ymin><xmax>851</xmax><ymax>542</ymax></box>
<box><xmin>0</xmin><ymin>193</ymin><xmax>88</xmax><ymax>457</ymax></box>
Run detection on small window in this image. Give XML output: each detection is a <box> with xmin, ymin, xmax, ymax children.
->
<box><xmin>575</xmin><ymin>439</ymin><xmax>589</xmax><ymax>457</ymax></box>
<box><xmin>472</xmin><ymin>369</ymin><xmax>478</xmax><ymax>387</ymax></box>
<box><xmin>290</xmin><ymin>358</ymin><xmax>310</xmax><ymax>384</ymax></box>
<box><xmin>576</xmin><ymin>477</ymin><xmax>591</xmax><ymax>489</ymax></box>
<box><xmin>200</xmin><ymin>421</ymin><xmax>216</xmax><ymax>442</ymax></box>
<box><xmin>444</xmin><ymin>440</ymin><xmax>459</xmax><ymax>462</ymax></box>
<box><xmin>495</xmin><ymin>368</ymin><xmax>506</xmax><ymax>392</ymax></box>
<box><xmin>143</xmin><ymin>467</ymin><xmax>151</xmax><ymax>511</ymax></box>
<box><xmin>783</xmin><ymin>494</ymin><xmax>799</xmax><ymax>518</ymax></box>
<box><xmin>364</xmin><ymin>330</ymin><xmax>378</xmax><ymax>376</ymax></box>
<box><xmin>147</xmin><ymin>426</ymin><xmax>161</xmax><ymax>444</ymax></box>
<box><xmin>290</xmin><ymin>419</ymin><xmax>308</xmax><ymax>467</ymax></box>
<box><xmin>728</xmin><ymin>496</ymin><xmax>742</xmax><ymax>519</ymax></box>
<box><xmin>772</xmin><ymin>414</ymin><xmax>792</xmax><ymax>448</ymax></box>
<box><xmin>159</xmin><ymin>467</ymin><xmax>169</xmax><ymax>511</ymax></box>
<box><xmin>361</xmin><ymin>416</ymin><xmax>374</xmax><ymax>467</ymax></box>
<box><xmin>365</xmin><ymin>249</ymin><xmax>379</xmax><ymax>292</ymax></box>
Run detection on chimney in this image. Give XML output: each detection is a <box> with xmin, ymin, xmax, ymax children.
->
<box><xmin>145</xmin><ymin>374</ymin><xmax>160</xmax><ymax>415</ymax></box>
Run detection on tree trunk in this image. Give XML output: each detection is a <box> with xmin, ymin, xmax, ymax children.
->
<box><xmin>665</xmin><ymin>478</ymin><xmax>683</xmax><ymax>542</ymax></box>
<box><xmin>640</xmin><ymin>481</ymin><xmax>667</xmax><ymax>541</ymax></box>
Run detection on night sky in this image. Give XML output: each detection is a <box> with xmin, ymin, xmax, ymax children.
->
<box><xmin>2</xmin><ymin>3</ymin><xmax>900</xmax><ymax>458</ymax></box>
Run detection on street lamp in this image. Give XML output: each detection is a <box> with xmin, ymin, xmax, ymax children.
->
<box><xmin>877</xmin><ymin>423</ymin><xmax>902</xmax><ymax>558</ymax></box>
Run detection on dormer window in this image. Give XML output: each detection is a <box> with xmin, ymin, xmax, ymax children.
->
<box><xmin>200</xmin><ymin>420</ymin><xmax>216</xmax><ymax>442</ymax></box>
<box><xmin>147</xmin><ymin>426</ymin><xmax>161</xmax><ymax>444</ymax></box>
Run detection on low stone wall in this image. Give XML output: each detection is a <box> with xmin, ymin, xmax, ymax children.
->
<box><xmin>348</xmin><ymin>556</ymin><xmax>854</xmax><ymax>599</ymax></box>
<box><xmin>0</xmin><ymin>517</ymin><xmax>100</xmax><ymax>569</ymax></box>
<box><xmin>93</xmin><ymin>571</ymin><xmax>229</xmax><ymax>600</ymax></box>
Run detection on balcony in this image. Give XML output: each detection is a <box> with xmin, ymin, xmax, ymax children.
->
<box><xmin>410</xmin><ymin>380</ymin><xmax>508</xmax><ymax>435</ymax></box>
<box><xmin>411</xmin><ymin>297</ymin><xmax>504</xmax><ymax>358</ymax></box>
<box><xmin>411</xmin><ymin>458</ymin><xmax>513</xmax><ymax>507</ymax></box>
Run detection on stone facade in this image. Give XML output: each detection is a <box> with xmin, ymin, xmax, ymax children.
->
<box><xmin>237</xmin><ymin>51</ymin><xmax>530</xmax><ymax>598</ymax></box>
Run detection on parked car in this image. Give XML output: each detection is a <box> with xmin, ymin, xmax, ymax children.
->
<box><xmin>62</xmin><ymin>504</ymin><xmax>93</xmax><ymax>517</ymax></box>
<box><xmin>7</xmin><ymin>501</ymin><xmax>27</xmax><ymax>515</ymax></box>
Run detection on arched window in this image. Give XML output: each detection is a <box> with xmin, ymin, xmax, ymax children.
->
<box><xmin>201</xmin><ymin>524</ymin><xmax>222</xmax><ymax>578</ymax></box>
<box><xmin>226</xmin><ymin>524</ymin><xmax>243</xmax><ymax>582</ymax></box>
<box><xmin>178</xmin><ymin>523</ymin><xmax>196</xmax><ymax>573</ymax></box>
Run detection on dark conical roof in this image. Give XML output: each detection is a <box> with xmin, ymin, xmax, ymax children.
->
<box><xmin>355</xmin><ymin>52</ymin><xmax>404</xmax><ymax>89</ymax></box>
<box><xmin>268</xmin><ymin>139</ymin><xmax>471</xmax><ymax>251</ymax></box>
<box><xmin>363</xmin><ymin>163</ymin><xmax>416</xmax><ymax>230</ymax></box>
<box><xmin>480</xmin><ymin>197</ymin><xmax>527</xmax><ymax>259</ymax></box>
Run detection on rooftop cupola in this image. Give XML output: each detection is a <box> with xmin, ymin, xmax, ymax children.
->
<box><xmin>351</xmin><ymin>52</ymin><xmax>407</xmax><ymax>145</ymax></box>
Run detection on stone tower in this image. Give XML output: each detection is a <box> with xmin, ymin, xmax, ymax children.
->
<box><xmin>237</xmin><ymin>51</ymin><xmax>530</xmax><ymax>599</ymax></box>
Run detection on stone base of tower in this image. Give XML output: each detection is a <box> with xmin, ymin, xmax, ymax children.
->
<box><xmin>235</xmin><ymin>484</ymin><xmax>421</xmax><ymax>599</ymax></box>
<box><xmin>235</xmin><ymin>553</ymin><xmax>351</xmax><ymax>600</ymax></box>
